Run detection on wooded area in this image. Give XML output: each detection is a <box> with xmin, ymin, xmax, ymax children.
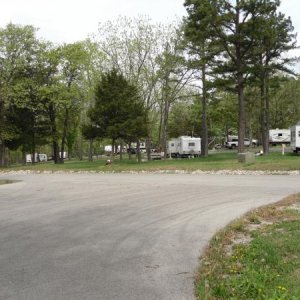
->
<box><xmin>0</xmin><ymin>0</ymin><xmax>299</xmax><ymax>166</ymax></box>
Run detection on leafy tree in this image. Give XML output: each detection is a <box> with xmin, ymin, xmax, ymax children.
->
<box><xmin>183</xmin><ymin>0</ymin><xmax>219</xmax><ymax>156</ymax></box>
<box><xmin>156</xmin><ymin>36</ymin><xmax>194</xmax><ymax>158</ymax></box>
<box><xmin>269</xmin><ymin>76</ymin><xmax>300</xmax><ymax>128</ymax></box>
<box><xmin>75</xmin><ymin>39</ymin><xmax>105</xmax><ymax>160</ymax></box>
<box><xmin>82</xmin><ymin>124</ymin><xmax>104</xmax><ymax>161</ymax></box>
<box><xmin>96</xmin><ymin>17</ymin><xmax>193</xmax><ymax>158</ymax></box>
<box><xmin>89</xmin><ymin>69</ymin><xmax>148</xmax><ymax>162</ymax></box>
<box><xmin>0</xmin><ymin>23</ymin><xmax>38</xmax><ymax>165</ymax></box>
<box><xmin>184</xmin><ymin>0</ymin><xmax>283</xmax><ymax>153</ymax></box>
<box><xmin>250</xmin><ymin>5</ymin><xmax>297</xmax><ymax>153</ymax></box>
<box><xmin>168</xmin><ymin>101</ymin><xmax>201</xmax><ymax>138</ymax></box>
<box><xmin>54</xmin><ymin>42</ymin><xmax>88</xmax><ymax>163</ymax></box>
<box><xmin>184</xmin><ymin>0</ymin><xmax>297</xmax><ymax>154</ymax></box>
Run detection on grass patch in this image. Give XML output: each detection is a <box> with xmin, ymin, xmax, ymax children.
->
<box><xmin>195</xmin><ymin>194</ymin><xmax>300</xmax><ymax>300</ymax></box>
<box><xmin>0</xmin><ymin>179</ymin><xmax>19</xmax><ymax>185</ymax></box>
<box><xmin>1</xmin><ymin>152</ymin><xmax>299</xmax><ymax>172</ymax></box>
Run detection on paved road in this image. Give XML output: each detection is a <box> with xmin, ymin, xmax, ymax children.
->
<box><xmin>0</xmin><ymin>173</ymin><xmax>299</xmax><ymax>300</ymax></box>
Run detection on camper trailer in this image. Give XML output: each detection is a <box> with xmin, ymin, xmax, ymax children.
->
<box><xmin>224</xmin><ymin>135</ymin><xmax>258</xmax><ymax>149</ymax></box>
<box><xmin>168</xmin><ymin>136</ymin><xmax>201</xmax><ymax>158</ymax></box>
<box><xmin>269</xmin><ymin>129</ymin><xmax>291</xmax><ymax>145</ymax></box>
<box><xmin>290</xmin><ymin>124</ymin><xmax>300</xmax><ymax>154</ymax></box>
<box><xmin>26</xmin><ymin>153</ymin><xmax>47</xmax><ymax>163</ymax></box>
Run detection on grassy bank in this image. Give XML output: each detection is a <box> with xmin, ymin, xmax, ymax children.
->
<box><xmin>1</xmin><ymin>152</ymin><xmax>299</xmax><ymax>172</ymax></box>
<box><xmin>196</xmin><ymin>193</ymin><xmax>300</xmax><ymax>300</ymax></box>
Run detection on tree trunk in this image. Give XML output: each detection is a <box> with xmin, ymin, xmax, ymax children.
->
<box><xmin>146</xmin><ymin>137</ymin><xmax>151</xmax><ymax>161</ymax></box>
<box><xmin>120</xmin><ymin>140</ymin><xmax>123</xmax><ymax>160</ymax></box>
<box><xmin>236</xmin><ymin>7</ymin><xmax>245</xmax><ymax>154</ymax></box>
<box><xmin>0</xmin><ymin>140</ymin><xmax>5</xmax><ymax>167</ymax></box>
<box><xmin>31</xmin><ymin>132</ymin><xmax>36</xmax><ymax>165</ymax></box>
<box><xmin>88</xmin><ymin>139</ymin><xmax>93</xmax><ymax>162</ymax></box>
<box><xmin>158</xmin><ymin>103</ymin><xmax>164</xmax><ymax>151</ymax></box>
<box><xmin>59</xmin><ymin>107</ymin><xmax>69</xmax><ymax>164</ymax></box>
<box><xmin>0</xmin><ymin>98</ymin><xmax>5</xmax><ymax>166</ymax></box>
<box><xmin>201</xmin><ymin>65</ymin><xmax>208</xmax><ymax>157</ymax></box>
<box><xmin>111</xmin><ymin>139</ymin><xmax>115</xmax><ymax>161</ymax></box>
<box><xmin>80</xmin><ymin>135</ymin><xmax>83</xmax><ymax>160</ymax></box>
<box><xmin>265</xmin><ymin>72</ymin><xmax>270</xmax><ymax>154</ymax></box>
<box><xmin>162</xmin><ymin>99</ymin><xmax>169</xmax><ymax>159</ymax></box>
<box><xmin>7</xmin><ymin>149</ymin><xmax>11</xmax><ymax>166</ymax></box>
<box><xmin>53</xmin><ymin>141</ymin><xmax>59</xmax><ymax>164</ymax></box>
<box><xmin>260</xmin><ymin>72</ymin><xmax>269</xmax><ymax>154</ymax></box>
<box><xmin>128</xmin><ymin>141</ymin><xmax>132</xmax><ymax>160</ymax></box>
<box><xmin>136</xmin><ymin>139</ymin><xmax>141</xmax><ymax>163</ymax></box>
<box><xmin>161</xmin><ymin>78</ymin><xmax>170</xmax><ymax>159</ymax></box>
<box><xmin>237</xmin><ymin>72</ymin><xmax>245</xmax><ymax>153</ymax></box>
<box><xmin>22</xmin><ymin>149</ymin><xmax>26</xmax><ymax>165</ymax></box>
<box><xmin>49</xmin><ymin>103</ymin><xmax>59</xmax><ymax>164</ymax></box>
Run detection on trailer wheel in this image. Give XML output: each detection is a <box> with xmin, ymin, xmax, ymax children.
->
<box><xmin>231</xmin><ymin>144</ymin><xmax>236</xmax><ymax>149</ymax></box>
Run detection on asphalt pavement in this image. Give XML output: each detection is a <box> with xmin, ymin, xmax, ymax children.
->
<box><xmin>0</xmin><ymin>173</ymin><xmax>299</xmax><ymax>300</ymax></box>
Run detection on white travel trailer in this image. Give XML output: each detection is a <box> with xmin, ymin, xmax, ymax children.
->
<box><xmin>26</xmin><ymin>153</ymin><xmax>47</xmax><ymax>163</ymax></box>
<box><xmin>59</xmin><ymin>152</ymin><xmax>68</xmax><ymax>159</ymax></box>
<box><xmin>269</xmin><ymin>129</ymin><xmax>291</xmax><ymax>145</ymax></box>
<box><xmin>168</xmin><ymin>136</ymin><xmax>201</xmax><ymax>158</ymax></box>
<box><xmin>290</xmin><ymin>124</ymin><xmax>300</xmax><ymax>153</ymax></box>
<box><xmin>38</xmin><ymin>154</ymin><xmax>47</xmax><ymax>162</ymax></box>
<box><xmin>26</xmin><ymin>154</ymin><xmax>32</xmax><ymax>163</ymax></box>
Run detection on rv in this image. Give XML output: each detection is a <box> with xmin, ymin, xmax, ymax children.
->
<box><xmin>290</xmin><ymin>124</ymin><xmax>300</xmax><ymax>154</ymax></box>
<box><xmin>224</xmin><ymin>135</ymin><xmax>258</xmax><ymax>149</ymax></box>
<box><xmin>269</xmin><ymin>129</ymin><xmax>291</xmax><ymax>145</ymax></box>
<box><xmin>168</xmin><ymin>136</ymin><xmax>201</xmax><ymax>158</ymax></box>
<box><xmin>59</xmin><ymin>152</ymin><xmax>68</xmax><ymax>159</ymax></box>
<box><xmin>26</xmin><ymin>153</ymin><xmax>48</xmax><ymax>163</ymax></box>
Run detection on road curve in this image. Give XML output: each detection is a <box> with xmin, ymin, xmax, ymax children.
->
<box><xmin>0</xmin><ymin>173</ymin><xmax>299</xmax><ymax>300</ymax></box>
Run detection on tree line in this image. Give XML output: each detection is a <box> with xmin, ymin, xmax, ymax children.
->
<box><xmin>0</xmin><ymin>0</ymin><xmax>299</xmax><ymax>166</ymax></box>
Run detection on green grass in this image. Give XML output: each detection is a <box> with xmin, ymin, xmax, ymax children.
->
<box><xmin>196</xmin><ymin>194</ymin><xmax>300</xmax><ymax>300</ymax></box>
<box><xmin>1</xmin><ymin>152</ymin><xmax>299</xmax><ymax>172</ymax></box>
<box><xmin>0</xmin><ymin>179</ymin><xmax>19</xmax><ymax>185</ymax></box>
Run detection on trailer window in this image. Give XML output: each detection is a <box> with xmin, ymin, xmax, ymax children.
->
<box><xmin>278</xmin><ymin>133</ymin><xmax>282</xmax><ymax>137</ymax></box>
<box><xmin>188</xmin><ymin>142</ymin><xmax>195</xmax><ymax>147</ymax></box>
<box><xmin>298</xmin><ymin>131</ymin><xmax>300</xmax><ymax>137</ymax></box>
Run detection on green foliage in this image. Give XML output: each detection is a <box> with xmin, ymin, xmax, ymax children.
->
<box><xmin>168</xmin><ymin>101</ymin><xmax>201</xmax><ymax>138</ymax></box>
<box><xmin>0</xmin><ymin>24</ymin><xmax>39</xmax><ymax>144</ymax></box>
<box><xmin>183</xmin><ymin>0</ymin><xmax>297</xmax><ymax>154</ymax></box>
<box><xmin>89</xmin><ymin>69</ymin><xmax>148</xmax><ymax>143</ymax></box>
<box><xmin>0</xmin><ymin>14</ymin><xmax>299</xmax><ymax>165</ymax></box>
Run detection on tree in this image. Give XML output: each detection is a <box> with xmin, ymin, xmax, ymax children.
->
<box><xmin>82</xmin><ymin>124</ymin><xmax>104</xmax><ymax>161</ymax></box>
<box><xmin>89</xmin><ymin>69</ymin><xmax>148</xmax><ymax>162</ymax></box>
<box><xmin>156</xmin><ymin>36</ymin><xmax>194</xmax><ymax>159</ymax></box>
<box><xmin>0</xmin><ymin>23</ymin><xmax>38</xmax><ymax>165</ymax></box>
<box><xmin>168</xmin><ymin>100</ymin><xmax>201</xmax><ymax>138</ymax></box>
<box><xmin>184</xmin><ymin>0</ymin><xmax>219</xmax><ymax>156</ymax></box>
<box><xmin>184</xmin><ymin>0</ymin><xmax>285</xmax><ymax>153</ymax></box>
<box><xmin>96</xmin><ymin>17</ymin><xmax>193</xmax><ymax>158</ymax></box>
<box><xmin>251</xmin><ymin>6</ymin><xmax>297</xmax><ymax>154</ymax></box>
<box><xmin>55</xmin><ymin>43</ymin><xmax>87</xmax><ymax>163</ymax></box>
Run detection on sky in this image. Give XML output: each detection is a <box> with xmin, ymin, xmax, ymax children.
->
<box><xmin>0</xmin><ymin>0</ymin><xmax>186</xmax><ymax>43</ymax></box>
<box><xmin>0</xmin><ymin>0</ymin><xmax>299</xmax><ymax>50</ymax></box>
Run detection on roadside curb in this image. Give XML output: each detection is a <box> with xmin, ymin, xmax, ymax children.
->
<box><xmin>0</xmin><ymin>169</ymin><xmax>299</xmax><ymax>175</ymax></box>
